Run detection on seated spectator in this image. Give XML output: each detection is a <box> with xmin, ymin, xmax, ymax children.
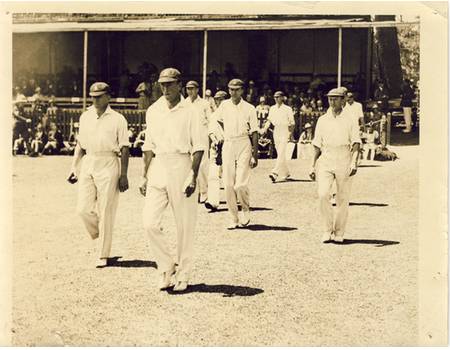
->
<box><xmin>13</xmin><ymin>133</ymin><xmax>29</xmax><ymax>156</ymax></box>
<box><xmin>314</xmin><ymin>99</ymin><xmax>326</xmax><ymax>116</ymax></box>
<box><xmin>61</xmin><ymin>122</ymin><xmax>79</xmax><ymax>156</ymax></box>
<box><xmin>29</xmin><ymin>123</ymin><xmax>47</xmax><ymax>157</ymax></box>
<box><xmin>298</xmin><ymin>123</ymin><xmax>314</xmax><ymax>159</ymax></box>
<box><xmin>128</xmin><ymin>127</ymin><xmax>139</xmax><ymax>157</ymax></box>
<box><xmin>132</xmin><ymin>130</ymin><xmax>146</xmax><ymax>157</ymax></box>
<box><xmin>42</xmin><ymin>122</ymin><xmax>64</xmax><ymax>155</ymax></box>
<box><xmin>373</xmin><ymin>80</ymin><xmax>389</xmax><ymax>112</ymax></box>
<box><xmin>362</xmin><ymin>123</ymin><xmax>379</xmax><ymax>161</ymax></box>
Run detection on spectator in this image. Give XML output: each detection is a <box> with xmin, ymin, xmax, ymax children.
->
<box><xmin>61</xmin><ymin>122</ymin><xmax>79</xmax><ymax>155</ymax></box>
<box><xmin>132</xmin><ymin>129</ymin><xmax>146</xmax><ymax>157</ymax></box>
<box><xmin>400</xmin><ymin>79</ymin><xmax>415</xmax><ymax>133</ymax></box>
<box><xmin>42</xmin><ymin>122</ymin><xmax>64</xmax><ymax>155</ymax></box>
<box><xmin>204</xmin><ymin>89</ymin><xmax>216</xmax><ymax>112</ymax></box>
<box><xmin>362</xmin><ymin>123</ymin><xmax>379</xmax><ymax>160</ymax></box>
<box><xmin>247</xmin><ymin>80</ymin><xmax>258</xmax><ymax>105</ymax></box>
<box><xmin>118</xmin><ymin>68</ymin><xmax>132</xmax><ymax>97</ymax></box>
<box><xmin>128</xmin><ymin>127</ymin><xmax>139</xmax><ymax>157</ymax></box>
<box><xmin>12</xmin><ymin>102</ymin><xmax>31</xmax><ymax>147</ymax></box>
<box><xmin>46</xmin><ymin>98</ymin><xmax>58</xmax><ymax>122</ymax></box>
<box><xmin>298</xmin><ymin>122</ymin><xmax>314</xmax><ymax>159</ymax></box>
<box><xmin>13</xmin><ymin>87</ymin><xmax>26</xmax><ymax>103</ymax></box>
<box><xmin>373</xmin><ymin>80</ymin><xmax>389</xmax><ymax>113</ymax></box>
<box><xmin>29</xmin><ymin>123</ymin><xmax>47</xmax><ymax>157</ymax></box>
<box><xmin>12</xmin><ymin>133</ymin><xmax>29</xmax><ymax>156</ymax></box>
<box><xmin>135</xmin><ymin>81</ymin><xmax>151</xmax><ymax>110</ymax></box>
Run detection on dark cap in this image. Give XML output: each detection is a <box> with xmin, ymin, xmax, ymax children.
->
<box><xmin>158</xmin><ymin>68</ymin><xmax>181</xmax><ymax>83</ymax></box>
<box><xmin>89</xmin><ymin>82</ymin><xmax>111</xmax><ymax>97</ymax></box>
<box><xmin>186</xmin><ymin>80</ymin><xmax>199</xmax><ymax>88</ymax></box>
<box><xmin>326</xmin><ymin>88</ymin><xmax>345</xmax><ymax>97</ymax></box>
<box><xmin>274</xmin><ymin>91</ymin><xmax>284</xmax><ymax>98</ymax></box>
<box><xmin>346</xmin><ymin>91</ymin><xmax>354</xmax><ymax>98</ymax></box>
<box><xmin>228</xmin><ymin>79</ymin><xmax>244</xmax><ymax>88</ymax></box>
<box><xmin>214</xmin><ymin>90</ymin><xmax>228</xmax><ymax>99</ymax></box>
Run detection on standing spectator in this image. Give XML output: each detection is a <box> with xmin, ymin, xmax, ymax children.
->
<box><xmin>256</xmin><ymin>96</ymin><xmax>270</xmax><ymax>128</ymax></box>
<box><xmin>400</xmin><ymin>79</ymin><xmax>415</xmax><ymax>133</ymax></box>
<box><xmin>118</xmin><ymin>68</ymin><xmax>132</xmax><ymax>97</ymax></box>
<box><xmin>344</xmin><ymin>91</ymin><xmax>364</xmax><ymax>128</ymax></box>
<box><xmin>246</xmin><ymin>80</ymin><xmax>258</xmax><ymax>105</ymax></box>
<box><xmin>46</xmin><ymin>98</ymin><xmax>58</xmax><ymax>122</ymax></box>
<box><xmin>136</xmin><ymin>81</ymin><xmax>152</xmax><ymax>110</ymax></box>
<box><xmin>373</xmin><ymin>80</ymin><xmax>389</xmax><ymax>113</ymax></box>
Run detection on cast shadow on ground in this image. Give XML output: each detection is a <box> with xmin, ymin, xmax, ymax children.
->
<box><xmin>358</xmin><ymin>164</ymin><xmax>382</xmax><ymax>168</ymax></box>
<box><xmin>237</xmin><ymin>224</ymin><xmax>297</xmax><ymax>232</ymax></box>
<box><xmin>273</xmin><ymin>178</ymin><xmax>313</xmax><ymax>183</ymax></box>
<box><xmin>349</xmin><ymin>202</ymin><xmax>388</xmax><ymax>207</ymax></box>
<box><xmin>327</xmin><ymin>239</ymin><xmax>399</xmax><ymax>247</ymax></box>
<box><xmin>213</xmin><ymin>206</ymin><xmax>273</xmax><ymax>213</ymax></box>
<box><xmin>97</xmin><ymin>257</ymin><xmax>157</xmax><ymax>269</ymax></box>
<box><xmin>166</xmin><ymin>283</ymin><xmax>264</xmax><ymax>297</ymax></box>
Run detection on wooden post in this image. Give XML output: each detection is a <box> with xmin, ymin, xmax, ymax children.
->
<box><xmin>83</xmin><ymin>30</ymin><xmax>88</xmax><ymax>111</ymax></box>
<box><xmin>337</xmin><ymin>27</ymin><xmax>342</xmax><ymax>87</ymax></box>
<box><xmin>366</xmin><ymin>27</ymin><xmax>373</xmax><ymax>100</ymax></box>
<box><xmin>386</xmin><ymin>112</ymin><xmax>392</xmax><ymax>145</ymax></box>
<box><xmin>202</xmin><ymin>30</ymin><xmax>208</xmax><ymax>97</ymax></box>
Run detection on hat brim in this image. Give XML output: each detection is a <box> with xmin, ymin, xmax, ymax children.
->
<box><xmin>186</xmin><ymin>85</ymin><xmax>199</xmax><ymax>88</ymax></box>
<box><xmin>228</xmin><ymin>84</ymin><xmax>243</xmax><ymax>89</ymax></box>
<box><xmin>326</xmin><ymin>93</ymin><xmax>344</xmax><ymax>97</ymax></box>
<box><xmin>89</xmin><ymin>91</ymin><xmax>108</xmax><ymax>97</ymax></box>
<box><xmin>158</xmin><ymin>77</ymin><xmax>178</xmax><ymax>83</ymax></box>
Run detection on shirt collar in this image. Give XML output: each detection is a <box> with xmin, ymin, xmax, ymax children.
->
<box><xmin>89</xmin><ymin>104</ymin><xmax>113</xmax><ymax>119</ymax></box>
<box><xmin>158</xmin><ymin>95</ymin><xmax>186</xmax><ymax>112</ymax></box>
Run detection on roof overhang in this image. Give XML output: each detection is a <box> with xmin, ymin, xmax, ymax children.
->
<box><xmin>13</xmin><ymin>18</ymin><xmax>419</xmax><ymax>33</ymax></box>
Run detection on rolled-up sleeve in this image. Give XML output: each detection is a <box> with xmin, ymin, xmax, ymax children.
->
<box><xmin>117</xmin><ymin>114</ymin><xmax>129</xmax><ymax>148</ymax></box>
<box><xmin>190</xmin><ymin>108</ymin><xmax>209</xmax><ymax>154</ymax></box>
<box><xmin>350</xmin><ymin>118</ymin><xmax>361</xmax><ymax>145</ymax></box>
<box><xmin>77</xmin><ymin>112</ymin><xmax>87</xmax><ymax>150</ymax></box>
<box><xmin>312</xmin><ymin>119</ymin><xmax>323</xmax><ymax>149</ymax></box>
<box><xmin>248</xmin><ymin>106</ymin><xmax>258</xmax><ymax>134</ymax></box>
<box><xmin>141</xmin><ymin>109</ymin><xmax>155</xmax><ymax>152</ymax></box>
<box><xmin>288</xmin><ymin>106</ymin><xmax>295</xmax><ymax>126</ymax></box>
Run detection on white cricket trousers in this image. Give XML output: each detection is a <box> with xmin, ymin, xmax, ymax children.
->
<box><xmin>316</xmin><ymin>146</ymin><xmax>353</xmax><ymax>238</ymax></box>
<box><xmin>272</xmin><ymin>133</ymin><xmax>290</xmax><ymax>178</ymax></box>
<box><xmin>403</xmin><ymin>107</ymin><xmax>412</xmax><ymax>131</ymax></box>
<box><xmin>143</xmin><ymin>153</ymin><xmax>197</xmax><ymax>281</ymax></box>
<box><xmin>207</xmin><ymin>145</ymin><xmax>222</xmax><ymax>208</ymax></box>
<box><xmin>222</xmin><ymin>136</ymin><xmax>252</xmax><ymax>223</ymax></box>
<box><xmin>197</xmin><ymin>152</ymin><xmax>209</xmax><ymax>200</ymax></box>
<box><xmin>76</xmin><ymin>153</ymin><xmax>120</xmax><ymax>258</ymax></box>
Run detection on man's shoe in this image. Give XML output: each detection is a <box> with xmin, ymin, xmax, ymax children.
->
<box><xmin>158</xmin><ymin>268</ymin><xmax>175</xmax><ymax>290</ymax></box>
<box><xmin>333</xmin><ymin>235</ymin><xmax>345</xmax><ymax>243</ymax></box>
<box><xmin>199</xmin><ymin>193</ymin><xmax>207</xmax><ymax>204</ymax></box>
<box><xmin>96</xmin><ymin>257</ymin><xmax>109</xmax><ymax>268</ymax></box>
<box><xmin>227</xmin><ymin>221</ymin><xmax>239</xmax><ymax>230</ymax></box>
<box><xmin>322</xmin><ymin>232</ymin><xmax>333</xmax><ymax>243</ymax></box>
<box><xmin>173</xmin><ymin>280</ymin><xmax>188</xmax><ymax>292</ymax></box>
<box><xmin>204</xmin><ymin>201</ymin><xmax>218</xmax><ymax>212</ymax></box>
<box><xmin>239</xmin><ymin>211</ymin><xmax>250</xmax><ymax>227</ymax></box>
<box><xmin>269</xmin><ymin>173</ymin><xmax>277</xmax><ymax>183</ymax></box>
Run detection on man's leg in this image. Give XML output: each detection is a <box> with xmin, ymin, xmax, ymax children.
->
<box><xmin>235</xmin><ymin>140</ymin><xmax>252</xmax><ymax>225</ymax></box>
<box><xmin>206</xmin><ymin>152</ymin><xmax>221</xmax><ymax>209</ymax></box>
<box><xmin>76</xmin><ymin>165</ymin><xmax>100</xmax><ymax>240</ymax></box>
<box><xmin>277</xmin><ymin>138</ymin><xmax>289</xmax><ymax>178</ymax></box>
<box><xmin>197</xmin><ymin>155</ymin><xmax>209</xmax><ymax>203</ymax></box>
<box><xmin>317</xmin><ymin>165</ymin><xmax>335</xmax><ymax>241</ymax></box>
<box><xmin>222</xmin><ymin>142</ymin><xmax>239</xmax><ymax>226</ymax></box>
<box><xmin>143</xmin><ymin>185</ymin><xmax>173</xmax><ymax>274</ymax></box>
<box><xmin>334</xmin><ymin>168</ymin><xmax>353</xmax><ymax>240</ymax></box>
<box><xmin>93</xmin><ymin>158</ymin><xmax>120</xmax><ymax>259</ymax></box>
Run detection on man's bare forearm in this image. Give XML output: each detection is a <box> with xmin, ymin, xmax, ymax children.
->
<box><xmin>351</xmin><ymin>143</ymin><xmax>361</xmax><ymax>163</ymax></box>
<box><xmin>191</xmin><ymin>151</ymin><xmax>204</xmax><ymax>178</ymax></box>
<box><xmin>311</xmin><ymin>145</ymin><xmax>321</xmax><ymax>168</ymax></box>
<box><xmin>70</xmin><ymin>143</ymin><xmax>86</xmax><ymax>171</ymax></box>
<box><xmin>250</xmin><ymin>131</ymin><xmax>259</xmax><ymax>158</ymax></box>
<box><xmin>120</xmin><ymin>146</ymin><xmax>129</xmax><ymax>176</ymax></box>
<box><xmin>142</xmin><ymin>150</ymin><xmax>155</xmax><ymax>178</ymax></box>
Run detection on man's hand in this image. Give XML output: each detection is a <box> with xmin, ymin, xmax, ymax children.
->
<box><xmin>139</xmin><ymin>176</ymin><xmax>147</xmax><ymax>196</ymax></box>
<box><xmin>182</xmin><ymin>171</ymin><xmax>197</xmax><ymax>197</ymax></box>
<box><xmin>67</xmin><ymin>171</ymin><xmax>78</xmax><ymax>184</ymax></box>
<box><xmin>250</xmin><ymin>156</ymin><xmax>258</xmax><ymax>169</ymax></box>
<box><xmin>308</xmin><ymin>166</ymin><xmax>316</xmax><ymax>181</ymax></box>
<box><xmin>118</xmin><ymin>175</ymin><xmax>129</xmax><ymax>192</ymax></box>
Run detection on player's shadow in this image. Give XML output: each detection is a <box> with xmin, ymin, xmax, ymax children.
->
<box><xmin>332</xmin><ymin>202</ymin><xmax>388</xmax><ymax>207</ymax></box>
<box><xmin>97</xmin><ymin>257</ymin><xmax>157</xmax><ymax>269</ymax></box>
<box><xmin>166</xmin><ymin>283</ymin><xmax>264</xmax><ymax>297</ymax></box>
<box><xmin>358</xmin><ymin>164</ymin><xmax>382</xmax><ymax>168</ymax></box>
<box><xmin>273</xmin><ymin>178</ymin><xmax>313</xmax><ymax>183</ymax></box>
<box><xmin>333</xmin><ymin>239</ymin><xmax>399</xmax><ymax>247</ymax></box>
<box><xmin>213</xmin><ymin>206</ymin><xmax>272</xmax><ymax>213</ymax></box>
<box><xmin>238</xmin><ymin>224</ymin><xmax>297</xmax><ymax>232</ymax></box>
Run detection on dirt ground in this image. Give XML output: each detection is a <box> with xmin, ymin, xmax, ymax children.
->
<box><xmin>12</xmin><ymin>146</ymin><xmax>418</xmax><ymax>346</ymax></box>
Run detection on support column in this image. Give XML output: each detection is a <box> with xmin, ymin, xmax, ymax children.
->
<box><xmin>83</xmin><ymin>30</ymin><xmax>88</xmax><ymax>111</ymax></box>
<box><xmin>337</xmin><ymin>27</ymin><xmax>342</xmax><ymax>87</ymax></box>
<box><xmin>366</xmin><ymin>27</ymin><xmax>373</xmax><ymax>100</ymax></box>
<box><xmin>202</xmin><ymin>30</ymin><xmax>208</xmax><ymax>97</ymax></box>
